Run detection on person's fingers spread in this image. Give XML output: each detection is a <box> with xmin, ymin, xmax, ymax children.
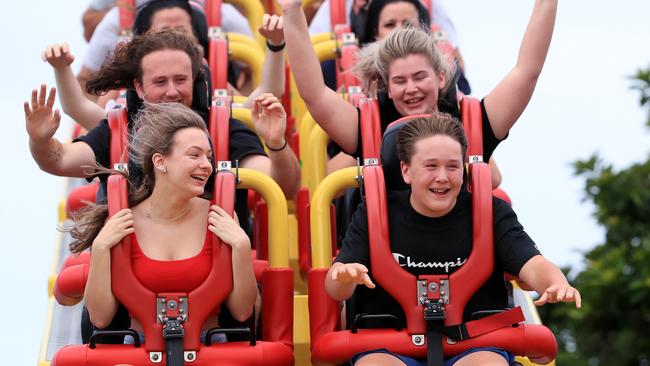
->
<box><xmin>24</xmin><ymin>101</ymin><xmax>31</xmax><ymax>117</ymax></box>
<box><xmin>46</xmin><ymin>87</ymin><xmax>56</xmax><ymax>107</ymax></box>
<box><xmin>38</xmin><ymin>84</ymin><xmax>47</xmax><ymax>105</ymax></box>
<box><xmin>31</xmin><ymin>89</ymin><xmax>38</xmax><ymax>109</ymax></box>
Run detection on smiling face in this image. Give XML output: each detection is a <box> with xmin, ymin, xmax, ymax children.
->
<box><xmin>150</xmin><ymin>7</ymin><xmax>193</xmax><ymax>35</ymax></box>
<box><xmin>154</xmin><ymin>127</ymin><xmax>213</xmax><ymax>197</ymax></box>
<box><xmin>376</xmin><ymin>1</ymin><xmax>420</xmax><ymax>40</ymax></box>
<box><xmin>388</xmin><ymin>54</ymin><xmax>446</xmax><ymax>116</ymax></box>
<box><xmin>135</xmin><ymin>49</ymin><xmax>194</xmax><ymax>106</ymax></box>
<box><xmin>400</xmin><ymin>134</ymin><xmax>463</xmax><ymax>217</ymax></box>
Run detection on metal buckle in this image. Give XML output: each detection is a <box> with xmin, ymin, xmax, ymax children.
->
<box><xmin>113</xmin><ymin>163</ymin><xmax>128</xmax><ymax>173</ymax></box>
<box><xmin>468</xmin><ymin>155</ymin><xmax>483</xmax><ymax>164</ymax></box>
<box><xmin>424</xmin><ymin>299</ymin><xmax>446</xmax><ymax>322</ymax></box>
<box><xmin>217</xmin><ymin>160</ymin><xmax>232</xmax><ymax>172</ymax></box>
<box><xmin>208</xmin><ymin>27</ymin><xmax>224</xmax><ymax>39</ymax></box>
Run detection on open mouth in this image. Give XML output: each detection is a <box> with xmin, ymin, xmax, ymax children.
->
<box><xmin>404</xmin><ymin>97</ymin><xmax>424</xmax><ymax>106</ymax></box>
<box><xmin>191</xmin><ymin>175</ymin><xmax>207</xmax><ymax>183</ymax></box>
<box><xmin>429</xmin><ymin>188</ymin><xmax>450</xmax><ymax>195</ymax></box>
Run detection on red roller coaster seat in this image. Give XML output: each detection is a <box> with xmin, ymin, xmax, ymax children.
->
<box><xmin>65</xmin><ymin>106</ymin><xmax>128</xmax><ymax>217</ymax></box>
<box><xmin>52</xmin><ymin>103</ymin><xmax>293</xmax><ymax>365</ymax></box>
<box><xmin>307</xmin><ymin>101</ymin><xmax>557</xmax><ymax>365</ymax></box>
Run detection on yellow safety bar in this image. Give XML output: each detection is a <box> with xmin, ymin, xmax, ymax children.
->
<box><xmin>310</xmin><ymin>167</ymin><xmax>360</xmax><ymax>268</ymax></box>
<box><xmin>231</xmin><ymin>107</ymin><xmax>268</xmax><ymax>151</ymax></box>
<box><xmin>228</xmin><ymin>41</ymin><xmax>264</xmax><ymax>87</ymax></box>
<box><xmin>232</xmin><ymin>107</ymin><xmax>254</xmax><ymax>131</ymax></box>
<box><xmin>225</xmin><ymin>0</ymin><xmax>266</xmax><ymax>49</ymax></box>
<box><xmin>231</xmin><ymin>95</ymin><xmax>249</xmax><ymax>105</ymax></box>
<box><xmin>311</xmin><ymin>32</ymin><xmax>334</xmax><ymax>46</ymax></box>
<box><xmin>313</xmin><ymin>39</ymin><xmax>341</xmax><ymax>63</ymax></box>
<box><xmin>228</xmin><ymin>32</ymin><xmax>263</xmax><ymax>53</ymax></box>
<box><xmin>236</xmin><ymin>168</ymin><xmax>289</xmax><ymax>268</ymax></box>
<box><xmin>307</xmin><ymin>124</ymin><xmax>329</xmax><ymax>196</ymax></box>
<box><xmin>298</xmin><ymin>112</ymin><xmax>316</xmax><ymax>187</ymax></box>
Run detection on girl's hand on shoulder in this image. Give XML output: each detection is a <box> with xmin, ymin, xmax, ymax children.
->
<box><xmin>534</xmin><ymin>283</ymin><xmax>582</xmax><ymax>308</ymax></box>
<box><xmin>92</xmin><ymin>209</ymin><xmax>135</xmax><ymax>252</ymax></box>
<box><xmin>42</xmin><ymin>43</ymin><xmax>75</xmax><ymax>70</ymax></box>
<box><xmin>330</xmin><ymin>262</ymin><xmax>376</xmax><ymax>289</ymax></box>
<box><xmin>259</xmin><ymin>14</ymin><xmax>284</xmax><ymax>46</ymax></box>
<box><xmin>208</xmin><ymin>205</ymin><xmax>250</xmax><ymax>250</ymax></box>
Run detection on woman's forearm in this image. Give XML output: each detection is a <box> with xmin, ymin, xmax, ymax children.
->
<box><xmin>83</xmin><ymin>246</ymin><xmax>119</xmax><ymax>329</ymax></box>
<box><xmin>226</xmin><ymin>244</ymin><xmax>258</xmax><ymax>321</ymax></box>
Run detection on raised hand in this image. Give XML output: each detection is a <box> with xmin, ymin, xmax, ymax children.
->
<box><xmin>330</xmin><ymin>262</ymin><xmax>376</xmax><ymax>289</ymax></box>
<box><xmin>24</xmin><ymin>84</ymin><xmax>61</xmax><ymax>144</ymax></box>
<box><xmin>42</xmin><ymin>43</ymin><xmax>75</xmax><ymax>70</ymax></box>
<box><xmin>258</xmin><ymin>14</ymin><xmax>284</xmax><ymax>46</ymax></box>
<box><xmin>208</xmin><ymin>205</ymin><xmax>250</xmax><ymax>250</ymax></box>
<box><xmin>534</xmin><ymin>283</ymin><xmax>582</xmax><ymax>308</ymax></box>
<box><xmin>92</xmin><ymin>209</ymin><xmax>135</xmax><ymax>251</ymax></box>
<box><xmin>252</xmin><ymin>93</ymin><xmax>287</xmax><ymax>150</ymax></box>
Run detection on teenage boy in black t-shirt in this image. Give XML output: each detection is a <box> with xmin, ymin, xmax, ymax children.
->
<box><xmin>326</xmin><ymin>114</ymin><xmax>581</xmax><ymax>366</ymax></box>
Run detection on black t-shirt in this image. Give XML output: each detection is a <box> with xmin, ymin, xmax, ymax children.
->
<box><xmin>335</xmin><ymin>190</ymin><xmax>540</xmax><ymax>325</ymax></box>
<box><xmin>74</xmin><ymin>116</ymin><xmax>266</xmax><ymax>235</ymax></box>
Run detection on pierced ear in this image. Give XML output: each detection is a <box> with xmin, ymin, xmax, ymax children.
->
<box><xmin>400</xmin><ymin>161</ymin><xmax>411</xmax><ymax>185</ymax></box>
<box><xmin>152</xmin><ymin>153</ymin><xmax>165</xmax><ymax>172</ymax></box>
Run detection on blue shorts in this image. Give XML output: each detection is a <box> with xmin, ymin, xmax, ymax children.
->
<box><xmin>351</xmin><ymin>347</ymin><xmax>515</xmax><ymax>366</ymax></box>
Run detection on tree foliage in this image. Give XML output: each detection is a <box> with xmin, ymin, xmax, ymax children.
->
<box><xmin>538</xmin><ymin>67</ymin><xmax>650</xmax><ymax>366</ymax></box>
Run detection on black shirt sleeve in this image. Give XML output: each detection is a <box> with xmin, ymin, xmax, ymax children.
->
<box><xmin>480</xmin><ymin>98</ymin><xmax>506</xmax><ymax>163</ymax></box>
<box><xmin>73</xmin><ymin>118</ymin><xmax>111</xmax><ymax>182</ymax></box>
<box><xmin>334</xmin><ymin>201</ymin><xmax>371</xmax><ymax>267</ymax></box>
<box><xmin>228</xmin><ymin>118</ymin><xmax>266</xmax><ymax>162</ymax></box>
<box><xmin>492</xmin><ymin>197</ymin><xmax>540</xmax><ymax>276</ymax></box>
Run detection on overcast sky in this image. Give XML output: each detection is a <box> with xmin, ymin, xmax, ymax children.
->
<box><xmin>1</xmin><ymin>1</ymin><xmax>649</xmax><ymax>365</ymax></box>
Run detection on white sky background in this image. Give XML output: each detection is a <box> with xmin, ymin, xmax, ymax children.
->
<box><xmin>0</xmin><ymin>0</ymin><xmax>649</xmax><ymax>365</ymax></box>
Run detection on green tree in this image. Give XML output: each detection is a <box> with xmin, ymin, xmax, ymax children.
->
<box><xmin>539</xmin><ymin>67</ymin><xmax>650</xmax><ymax>365</ymax></box>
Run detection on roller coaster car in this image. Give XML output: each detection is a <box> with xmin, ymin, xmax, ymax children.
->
<box><xmin>52</xmin><ymin>102</ymin><xmax>294</xmax><ymax>365</ymax></box>
<box><xmin>306</xmin><ymin>97</ymin><xmax>558</xmax><ymax>365</ymax></box>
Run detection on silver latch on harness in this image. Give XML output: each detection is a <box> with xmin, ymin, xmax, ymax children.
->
<box><xmin>417</xmin><ymin>279</ymin><xmax>450</xmax><ymax>305</ymax></box>
<box><xmin>157</xmin><ymin>296</ymin><xmax>189</xmax><ymax>323</ymax></box>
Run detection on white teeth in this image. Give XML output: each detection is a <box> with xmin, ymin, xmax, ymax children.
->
<box><xmin>405</xmin><ymin>97</ymin><xmax>423</xmax><ymax>105</ymax></box>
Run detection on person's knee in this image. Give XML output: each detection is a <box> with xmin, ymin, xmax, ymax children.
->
<box><xmin>355</xmin><ymin>353</ymin><xmax>406</xmax><ymax>366</ymax></box>
<box><xmin>451</xmin><ymin>350</ymin><xmax>509</xmax><ymax>366</ymax></box>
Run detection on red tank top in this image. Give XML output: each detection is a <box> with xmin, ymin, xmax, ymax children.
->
<box><xmin>131</xmin><ymin>231</ymin><xmax>213</xmax><ymax>293</ymax></box>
